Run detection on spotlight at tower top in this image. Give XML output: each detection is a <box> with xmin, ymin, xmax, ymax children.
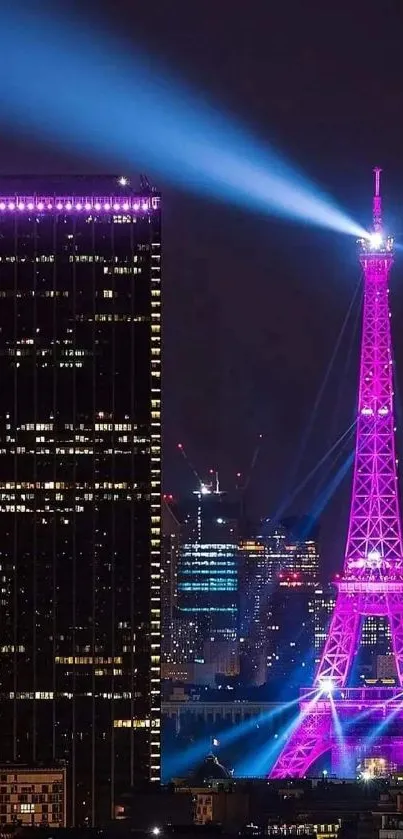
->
<box><xmin>369</xmin><ymin>231</ymin><xmax>383</xmax><ymax>249</ymax></box>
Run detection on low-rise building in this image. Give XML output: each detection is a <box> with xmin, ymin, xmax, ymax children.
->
<box><xmin>0</xmin><ymin>764</ymin><xmax>66</xmax><ymax>827</ymax></box>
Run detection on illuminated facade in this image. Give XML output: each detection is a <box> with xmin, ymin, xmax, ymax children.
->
<box><xmin>0</xmin><ymin>177</ymin><xmax>161</xmax><ymax>824</ymax></box>
<box><xmin>265</xmin><ymin>518</ymin><xmax>320</xmax><ymax>586</ymax></box>
<box><xmin>175</xmin><ymin>489</ymin><xmax>240</xmax><ymax>660</ymax></box>
<box><xmin>161</xmin><ymin>500</ymin><xmax>180</xmax><ymax>661</ymax></box>
<box><xmin>0</xmin><ymin>764</ymin><xmax>66</xmax><ymax>827</ymax></box>
<box><xmin>238</xmin><ymin>524</ymin><xmax>319</xmax><ymax>688</ymax></box>
<box><xmin>313</xmin><ymin>585</ymin><xmax>336</xmax><ymax>663</ymax></box>
<box><xmin>239</xmin><ymin>538</ymin><xmax>269</xmax><ymax>642</ymax></box>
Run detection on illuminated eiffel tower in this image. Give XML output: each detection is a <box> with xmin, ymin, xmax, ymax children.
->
<box><xmin>270</xmin><ymin>170</ymin><xmax>403</xmax><ymax>778</ymax></box>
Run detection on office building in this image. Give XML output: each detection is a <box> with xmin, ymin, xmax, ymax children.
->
<box><xmin>238</xmin><ymin>538</ymin><xmax>272</xmax><ymax>686</ymax></box>
<box><xmin>161</xmin><ymin>498</ymin><xmax>180</xmax><ymax>661</ymax></box>
<box><xmin>0</xmin><ymin>764</ymin><xmax>66</xmax><ymax>827</ymax></box>
<box><xmin>313</xmin><ymin>584</ymin><xmax>336</xmax><ymax>663</ymax></box>
<box><xmin>175</xmin><ymin>484</ymin><xmax>240</xmax><ymax>655</ymax></box>
<box><xmin>266</xmin><ymin>574</ymin><xmax>316</xmax><ymax>690</ymax></box>
<box><xmin>239</xmin><ymin>538</ymin><xmax>270</xmax><ymax>642</ymax></box>
<box><xmin>265</xmin><ymin>517</ymin><xmax>320</xmax><ymax>586</ymax></box>
<box><xmin>238</xmin><ymin>520</ymin><xmax>320</xmax><ymax>688</ymax></box>
<box><xmin>0</xmin><ymin>176</ymin><xmax>161</xmax><ymax>825</ymax></box>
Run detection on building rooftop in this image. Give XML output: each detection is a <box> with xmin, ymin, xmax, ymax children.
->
<box><xmin>0</xmin><ymin>174</ymin><xmax>158</xmax><ymax>196</ymax></box>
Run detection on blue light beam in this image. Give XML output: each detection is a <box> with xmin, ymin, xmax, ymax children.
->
<box><xmin>163</xmin><ymin>692</ymin><xmax>310</xmax><ymax>781</ymax></box>
<box><xmin>0</xmin><ymin>3</ymin><xmax>366</xmax><ymax>238</ymax></box>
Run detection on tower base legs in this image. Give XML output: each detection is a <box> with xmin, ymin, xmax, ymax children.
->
<box><xmin>269</xmin><ymin>708</ymin><xmax>403</xmax><ymax>779</ymax></box>
<box><xmin>269</xmin><ymin>711</ymin><xmax>332</xmax><ymax>779</ymax></box>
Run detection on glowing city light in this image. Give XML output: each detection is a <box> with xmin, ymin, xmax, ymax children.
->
<box><xmin>0</xmin><ymin>197</ymin><xmax>158</xmax><ymax>215</ymax></box>
<box><xmin>319</xmin><ymin>678</ymin><xmax>335</xmax><ymax>696</ymax></box>
<box><xmin>118</xmin><ymin>176</ymin><xmax>129</xmax><ymax>186</ymax></box>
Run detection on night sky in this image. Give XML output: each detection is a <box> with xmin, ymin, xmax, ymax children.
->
<box><xmin>3</xmin><ymin>0</ymin><xmax>403</xmax><ymax>575</ymax></box>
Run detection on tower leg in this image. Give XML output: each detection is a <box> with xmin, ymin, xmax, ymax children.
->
<box><xmin>315</xmin><ymin>592</ymin><xmax>361</xmax><ymax>686</ymax></box>
<box><xmin>269</xmin><ymin>710</ymin><xmax>331</xmax><ymax>778</ymax></box>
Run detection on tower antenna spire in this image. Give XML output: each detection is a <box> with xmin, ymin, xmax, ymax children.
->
<box><xmin>373</xmin><ymin>166</ymin><xmax>382</xmax><ymax>231</ymax></box>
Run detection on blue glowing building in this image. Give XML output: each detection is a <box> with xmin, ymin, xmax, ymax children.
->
<box><xmin>173</xmin><ymin>481</ymin><xmax>240</xmax><ymax>671</ymax></box>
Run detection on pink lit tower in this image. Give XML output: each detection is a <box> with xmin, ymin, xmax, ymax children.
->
<box><xmin>270</xmin><ymin>169</ymin><xmax>403</xmax><ymax>778</ymax></box>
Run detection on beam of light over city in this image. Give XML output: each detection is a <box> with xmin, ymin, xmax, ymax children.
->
<box><xmin>308</xmin><ymin>450</ymin><xmax>354</xmax><ymax>524</ymax></box>
<box><xmin>241</xmin><ymin>691</ymin><xmax>323</xmax><ymax>778</ymax></box>
<box><xmin>0</xmin><ymin>3</ymin><xmax>367</xmax><ymax>237</ymax></box>
<box><xmin>163</xmin><ymin>692</ymin><xmax>311</xmax><ymax>781</ymax></box>
<box><xmin>274</xmin><ymin>420</ymin><xmax>357</xmax><ymax>523</ymax></box>
<box><xmin>282</xmin><ymin>281</ymin><xmax>361</xmax><ymax>508</ymax></box>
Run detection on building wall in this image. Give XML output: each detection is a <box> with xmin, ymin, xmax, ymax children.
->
<box><xmin>0</xmin><ymin>178</ymin><xmax>161</xmax><ymax>825</ymax></box>
<box><xmin>174</xmin><ymin>493</ymin><xmax>240</xmax><ymax>658</ymax></box>
<box><xmin>0</xmin><ymin>766</ymin><xmax>66</xmax><ymax>827</ymax></box>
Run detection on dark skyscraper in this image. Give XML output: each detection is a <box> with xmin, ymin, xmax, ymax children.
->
<box><xmin>0</xmin><ymin>177</ymin><xmax>161</xmax><ymax>826</ymax></box>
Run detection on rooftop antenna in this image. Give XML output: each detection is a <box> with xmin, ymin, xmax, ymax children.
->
<box><xmin>373</xmin><ymin>167</ymin><xmax>382</xmax><ymax>232</ymax></box>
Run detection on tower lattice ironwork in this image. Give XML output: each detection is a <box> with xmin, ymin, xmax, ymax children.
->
<box><xmin>270</xmin><ymin>169</ymin><xmax>403</xmax><ymax>778</ymax></box>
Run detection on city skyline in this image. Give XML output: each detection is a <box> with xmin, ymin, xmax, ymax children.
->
<box><xmin>2</xmin><ymin>0</ymin><xmax>403</xmax><ymax>814</ymax></box>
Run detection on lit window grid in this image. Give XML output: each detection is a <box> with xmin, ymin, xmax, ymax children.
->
<box><xmin>149</xmin><ymin>242</ymin><xmax>161</xmax><ymax>782</ymax></box>
<box><xmin>0</xmin><ymin>192</ymin><xmax>162</xmax><ymax>817</ymax></box>
<box><xmin>0</xmin><ymin>766</ymin><xmax>66</xmax><ymax>827</ymax></box>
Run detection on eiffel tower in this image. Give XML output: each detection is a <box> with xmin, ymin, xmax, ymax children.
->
<box><xmin>270</xmin><ymin>169</ymin><xmax>403</xmax><ymax>778</ymax></box>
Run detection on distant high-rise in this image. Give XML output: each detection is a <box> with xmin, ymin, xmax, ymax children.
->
<box><xmin>174</xmin><ymin>483</ymin><xmax>240</xmax><ymax>661</ymax></box>
<box><xmin>265</xmin><ymin>517</ymin><xmax>320</xmax><ymax>585</ymax></box>
<box><xmin>239</xmin><ymin>518</ymin><xmax>320</xmax><ymax>689</ymax></box>
<box><xmin>313</xmin><ymin>584</ymin><xmax>336</xmax><ymax>664</ymax></box>
<box><xmin>161</xmin><ymin>498</ymin><xmax>180</xmax><ymax>660</ymax></box>
<box><xmin>239</xmin><ymin>537</ymin><xmax>271</xmax><ymax>643</ymax></box>
<box><xmin>0</xmin><ymin>177</ymin><xmax>161</xmax><ymax>825</ymax></box>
